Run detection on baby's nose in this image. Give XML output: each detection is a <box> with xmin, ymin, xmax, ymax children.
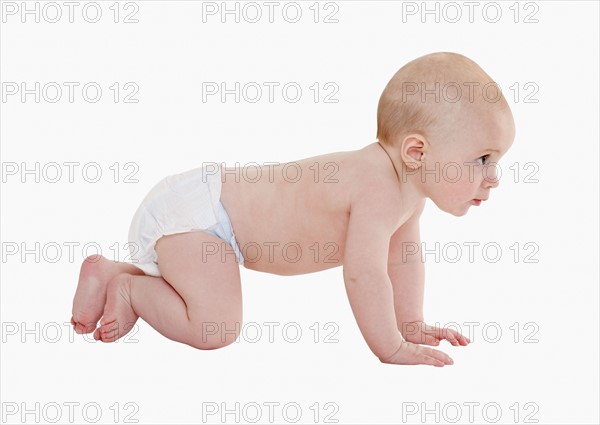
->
<box><xmin>482</xmin><ymin>166</ymin><xmax>500</xmax><ymax>189</ymax></box>
<box><xmin>489</xmin><ymin>179</ymin><xmax>499</xmax><ymax>189</ymax></box>
<box><xmin>485</xmin><ymin>176</ymin><xmax>500</xmax><ymax>189</ymax></box>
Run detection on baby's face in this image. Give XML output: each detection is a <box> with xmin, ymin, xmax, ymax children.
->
<box><xmin>423</xmin><ymin>107</ymin><xmax>515</xmax><ymax>216</ymax></box>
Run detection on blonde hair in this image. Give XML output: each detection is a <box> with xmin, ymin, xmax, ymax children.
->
<box><xmin>376</xmin><ymin>52</ymin><xmax>508</xmax><ymax>147</ymax></box>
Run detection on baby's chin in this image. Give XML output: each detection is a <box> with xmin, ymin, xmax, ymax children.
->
<box><xmin>441</xmin><ymin>203</ymin><xmax>471</xmax><ymax>217</ymax></box>
<box><xmin>431</xmin><ymin>199</ymin><xmax>471</xmax><ymax>217</ymax></box>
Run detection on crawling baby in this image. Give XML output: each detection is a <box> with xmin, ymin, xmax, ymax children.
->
<box><xmin>71</xmin><ymin>52</ymin><xmax>515</xmax><ymax>366</ymax></box>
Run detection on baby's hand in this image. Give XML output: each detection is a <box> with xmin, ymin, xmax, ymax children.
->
<box><xmin>379</xmin><ymin>340</ymin><xmax>454</xmax><ymax>367</ymax></box>
<box><xmin>401</xmin><ymin>321</ymin><xmax>470</xmax><ymax>346</ymax></box>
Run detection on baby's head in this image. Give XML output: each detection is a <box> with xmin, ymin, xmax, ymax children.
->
<box><xmin>376</xmin><ymin>52</ymin><xmax>515</xmax><ymax>216</ymax></box>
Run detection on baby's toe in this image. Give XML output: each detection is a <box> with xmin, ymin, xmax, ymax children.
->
<box><xmin>97</xmin><ymin>320</ymin><xmax>119</xmax><ymax>342</ymax></box>
<box><xmin>72</xmin><ymin>319</ymin><xmax>95</xmax><ymax>334</ymax></box>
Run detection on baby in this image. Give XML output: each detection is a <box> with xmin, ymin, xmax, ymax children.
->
<box><xmin>71</xmin><ymin>52</ymin><xmax>515</xmax><ymax>367</ymax></box>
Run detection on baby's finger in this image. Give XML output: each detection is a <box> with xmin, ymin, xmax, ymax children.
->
<box><xmin>421</xmin><ymin>334</ymin><xmax>440</xmax><ymax>346</ymax></box>
<box><xmin>447</xmin><ymin>328</ymin><xmax>470</xmax><ymax>345</ymax></box>
<box><xmin>454</xmin><ymin>331</ymin><xmax>470</xmax><ymax>345</ymax></box>
<box><xmin>421</xmin><ymin>355</ymin><xmax>445</xmax><ymax>367</ymax></box>
<box><xmin>439</xmin><ymin>328</ymin><xmax>460</xmax><ymax>346</ymax></box>
<box><xmin>422</xmin><ymin>346</ymin><xmax>453</xmax><ymax>365</ymax></box>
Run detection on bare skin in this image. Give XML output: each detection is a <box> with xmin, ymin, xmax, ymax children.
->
<box><xmin>71</xmin><ymin>141</ymin><xmax>474</xmax><ymax>365</ymax></box>
<box><xmin>220</xmin><ymin>144</ymin><xmax>378</xmax><ymax>275</ymax></box>
<box><xmin>71</xmin><ymin>255</ymin><xmax>144</xmax><ymax>334</ymax></box>
<box><xmin>72</xmin><ymin>52</ymin><xmax>516</xmax><ymax>366</ymax></box>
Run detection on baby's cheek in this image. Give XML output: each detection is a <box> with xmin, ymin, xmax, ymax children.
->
<box><xmin>450</xmin><ymin>174</ymin><xmax>478</xmax><ymax>199</ymax></box>
<box><xmin>441</xmin><ymin>165</ymin><xmax>464</xmax><ymax>186</ymax></box>
<box><xmin>459</xmin><ymin>164</ymin><xmax>484</xmax><ymax>188</ymax></box>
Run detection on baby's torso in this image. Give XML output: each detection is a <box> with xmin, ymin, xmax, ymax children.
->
<box><xmin>220</xmin><ymin>149</ymin><xmax>367</xmax><ymax>275</ymax></box>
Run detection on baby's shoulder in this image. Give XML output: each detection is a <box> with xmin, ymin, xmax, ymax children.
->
<box><xmin>346</xmin><ymin>160</ymin><xmax>401</xmax><ymax>205</ymax></box>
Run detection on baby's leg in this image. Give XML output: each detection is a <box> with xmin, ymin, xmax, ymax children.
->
<box><xmin>71</xmin><ymin>255</ymin><xmax>145</xmax><ymax>334</ymax></box>
<box><xmin>94</xmin><ymin>231</ymin><xmax>243</xmax><ymax>349</ymax></box>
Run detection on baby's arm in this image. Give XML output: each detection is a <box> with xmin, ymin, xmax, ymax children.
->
<box><xmin>388</xmin><ymin>200</ymin><xmax>470</xmax><ymax>347</ymax></box>
<box><xmin>343</xmin><ymin>193</ymin><xmax>453</xmax><ymax>366</ymax></box>
<box><xmin>387</xmin><ymin>200</ymin><xmax>426</xmax><ymax>326</ymax></box>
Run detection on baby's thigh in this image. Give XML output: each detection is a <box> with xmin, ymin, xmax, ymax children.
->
<box><xmin>155</xmin><ymin>231</ymin><xmax>242</xmax><ymax>329</ymax></box>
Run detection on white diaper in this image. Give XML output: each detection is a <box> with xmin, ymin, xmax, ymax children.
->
<box><xmin>127</xmin><ymin>163</ymin><xmax>244</xmax><ymax>277</ymax></box>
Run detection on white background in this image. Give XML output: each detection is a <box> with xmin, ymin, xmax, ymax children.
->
<box><xmin>1</xmin><ymin>1</ymin><xmax>598</xmax><ymax>424</ymax></box>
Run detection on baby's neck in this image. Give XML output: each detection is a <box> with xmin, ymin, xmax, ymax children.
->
<box><xmin>377</xmin><ymin>141</ymin><xmax>401</xmax><ymax>182</ymax></box>
<box><xmin>369</xmin><ymin>141</ymin><xmax>426</xmax><ymax>208</ymax></box>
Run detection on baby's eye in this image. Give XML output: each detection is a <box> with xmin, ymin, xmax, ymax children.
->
<box><xmin>476</xmin><ymin>155</ymin><xmax>490</xmax><ymax>166</ymax></box>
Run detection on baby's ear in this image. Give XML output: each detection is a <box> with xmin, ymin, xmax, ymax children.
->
<box><xmin>401</xmin><ymin>135</ymin><xmax>426</xmax><ymax>169</ymax></box>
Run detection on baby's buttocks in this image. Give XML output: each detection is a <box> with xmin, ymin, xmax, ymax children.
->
<box><xmin>127</xmin><ymin>164</ymin><xmax>225</xmax><ymax>276</ymax></box>
<box><xmin>160</xmin><ymin>166</ymin><xmax>222</xmax><ymax>230</ymax></box>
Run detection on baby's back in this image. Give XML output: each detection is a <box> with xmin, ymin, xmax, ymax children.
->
<box><xmin>220</xmin><ymin>144</ymin><xmax>392</xmax><ymax>275</ymax></box>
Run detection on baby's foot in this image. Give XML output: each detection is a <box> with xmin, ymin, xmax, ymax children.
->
<box><xmin>71</xmin><ymin>255</ymin><xmax>120</xmax><ymax>334</ymax></box>
<box><xmin>93</xmin><ymin>274</ymin><xmax>139</xmax><ymax>343</ymax></box>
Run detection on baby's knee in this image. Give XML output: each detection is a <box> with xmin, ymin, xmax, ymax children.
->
<box><xmin>187</xmin><ymin>320</ymin><xmax>242</xmax><ymax>350</ymax></box>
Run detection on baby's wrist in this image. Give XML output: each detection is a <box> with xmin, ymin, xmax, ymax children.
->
<box><xmin>398</xmin><ymin>318</ymin><xmax>425</xmax><ymax>336</ymax></box>
<box><xmin>397</xmin><ymin>317</ymin><xmax>425</xmax><ymax>326</ymax></box>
